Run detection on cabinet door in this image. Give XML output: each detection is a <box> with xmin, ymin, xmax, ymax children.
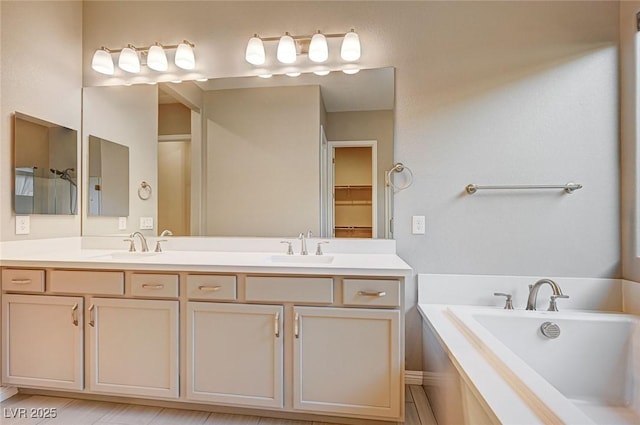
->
<box><xmin>88</xmin><ymin>298</ymin><xmax>179</xmax><ymax>399</ymax></box>
<box><xmin>187</xmin><ymin>302</ymin><xmax>283</xmax><ymax>408</ymax></box>
<box><xmin>2</xmin><ymin>294</ymin><xmax>83</xmax><ymax>390</ymax></box>
<box><xmin>293</xmin><ymin>307</ymin><xmax>401</xmax><ymax>419</ymax></box>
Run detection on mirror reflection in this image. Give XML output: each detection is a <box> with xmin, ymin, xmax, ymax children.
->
<box><xmin>82</xmin><ymin>67</ymin><xmax>395</xmax><ymax>238</ymax></box>
<box><xmin>14</xmin><ymin>112</ymin><xmax>78</xmax><ymax>215</ymax></box>
<box><xmin>88</xmin><ymin>135</ymin><xmax>129</xmax><ymax>216</ymax></box>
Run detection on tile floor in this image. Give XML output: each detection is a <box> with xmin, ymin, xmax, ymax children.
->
<box><xmin>0</xmin><ymin>386</ymin><xmax>437</xmax><ymax>425</ymax></box>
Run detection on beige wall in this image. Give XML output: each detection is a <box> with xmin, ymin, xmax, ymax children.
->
<box><xmin>326</xmin><ymin>110</ymin><xmax>394</xmax><ymax>238</ymax></box>
<box><xmin>203</xmin><ymin>85</ymin><xmax>321</xmax><ymax>236</ymax></box>
<box><xmin>1</xmin><ymin>1</ymin><xmax>82</xmax><ymax>240</ymax></box>
<box><xmin>158</xmin><ymin>103</ymin><xmax>191</xmax><ymax>136</ymax></box>
<box><xmin>82</xmin><ymin>85</ymin><xmax>158</xmax><ymax>236</ymax></box>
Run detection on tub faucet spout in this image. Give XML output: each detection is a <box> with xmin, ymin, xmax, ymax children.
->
<box><xmin>526</xmin><ymin>278</ymin><xmax>563</xmax><ymax>311</ymax></box>
<box><xmin>130</xmin><ymin>231</ymin><xmax>149</xmax><ymax>252</ymax></box>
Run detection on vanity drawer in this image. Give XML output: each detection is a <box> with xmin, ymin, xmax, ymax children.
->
<box><xmin>131</xmin><ymin>273</ymin><xmax>178</xmax><ymax>298</ymax></box>
<box><xmin>187</xmin><ymin>275</ymin><xmax>236</xmax><ymax>300</ymax></box>
<box><xmin>50</xmin><ymin>270</ymin><xmax>124</xmax><ymax>295</ymax></box>
<box><xmin>245</xmin><ymin>276</ymin><xmax>333</xmax><ymax>303</ymax></box>
<box><xmin>1</xmin><ymin>269</ymin><xmax>45</xmax><ymax>292</ymax></box>
<box><xmin>343</xmin><ymin>279</ymin><xmax>400</xmax><ymax>307</ymax></box>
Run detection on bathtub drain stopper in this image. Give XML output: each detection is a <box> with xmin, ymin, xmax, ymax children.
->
<box><xmin>540</xmin><ymin>321</ymin><xmax>561</xmax><ymax>339</ymax></box>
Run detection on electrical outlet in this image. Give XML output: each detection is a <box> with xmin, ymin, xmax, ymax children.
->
<box><xmin>139</xmin><ymin>217</ymin><xmax>154</xmax><ymax>230</ymax></box>
<box><xmin>118</xmin><ymin>217</ymin><xmax>127</xmax><ymax>230</ymax></box>
<box><xmin>15</xmin><ymin>216</ymin><xmax>30</xmax><ymax>235</ymax></box>
<box><xmin>412</xmin><ymin>215</ymin><xmax>425</xmax><ymax>235</ymax></box>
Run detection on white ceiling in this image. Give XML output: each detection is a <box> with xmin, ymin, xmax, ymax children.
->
<box><xmin>159</xmin><ymin>67</ymin><xmax>394</xmax><ymax>113</ymax></box>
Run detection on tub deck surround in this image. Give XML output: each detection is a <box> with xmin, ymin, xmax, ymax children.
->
<box><xmin>418</xmin><ymin>274</ymin><xmax>640</xmax><ymax>425</ymax></box>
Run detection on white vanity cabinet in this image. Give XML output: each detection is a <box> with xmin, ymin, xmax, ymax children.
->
<box><xmin>87</xmin><ymin>297</ymin><xmax>179</xmax><ymax>399</ymax></box>
<box><xmin>293</xmin><ymin>306</ymin><xmax>402</xmax><ymax>419</ymax></box>
<box><xmin>187</xmin><ymin>302</ymin><xmax>284</xmax><ymax>408</ymax></box>
<box><xmin>2</xmin><ymin>294</ymin><xmax>83</xmax><ymax>390</ymax></box>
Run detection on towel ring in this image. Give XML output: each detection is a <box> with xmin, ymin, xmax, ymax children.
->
<box><xmin>138</xmin><ymin>181</ymin><xmax>152</xmax><ymax>200</ymax></box>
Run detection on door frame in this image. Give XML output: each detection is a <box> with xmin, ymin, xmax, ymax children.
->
<box><xmin>325</xmin><ymin>140</ymin><xmax>378</xmax><ymax>238</ymax></box>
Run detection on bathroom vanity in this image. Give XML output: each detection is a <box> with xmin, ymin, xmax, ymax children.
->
<box><xmin>0</xmin><ymin>237</ymin><xmax>411</xmax><ymax>423</ymax></box>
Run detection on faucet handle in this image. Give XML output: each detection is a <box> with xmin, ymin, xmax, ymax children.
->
<box><xmin>315</xmin><ymin>241</ymin><xmax>329</xmax><ymax>255</ymax></box>
<box><xmin>154</xmin><ymin>239</ymin><xmax>168</xmax><ymax>253</ymax></box>
<box><xmin>123</xmin><ymin>238</ymin><xmax>136</xmax><ymax>252</ymax></box>
<box><xmin>548</xmin><ymin>294</ymin><xmax>569</xmax><ymax>312</ymax></box>
<box><xmin>280</xmin><ymin>241</ymin><xmax>294</xmax><ymax>255</ymax></box>
<box><xmin>493</xmin><ymin>292</ymin><xmax>514</xmax><ymax>310</ymax></box>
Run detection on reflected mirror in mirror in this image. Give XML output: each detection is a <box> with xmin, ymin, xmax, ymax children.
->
<box><xmin>14</xmin><ymin>112</ymin><xmax>78</xmax><ymax>215</ymax></box>
<box><xmin>88</xmin><ymin>135</ymin><xmax>129</xmax><ymax>216</ymax></box>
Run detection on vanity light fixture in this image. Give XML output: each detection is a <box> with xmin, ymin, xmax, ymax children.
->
<box><xmin>313</xmin><ymin>69</ymin><xmax>331</xmax><ymax>76</ymax></box>
<box><xmin>285</xmin><ymin>71</ymin><xmax>302</xmax><ymax>77</ymax></box>
<box><xmin>90</xmin><ymin>40</ymin><xmax>196</xmax><ymax>75</ymax></box>
<box><xmin>342</xmin><ymin>67</ymin><xmax>360</xmax><ymax>75</ymax></box>
<box><xmin>245</xmin><ymin>29</ymin><xmax>361</xmax><ymax>68</ymax></box>
<box><xmin>258</xmin><ymin>73</ymin><xmax>273</xmax><ymax>79</ymax></box>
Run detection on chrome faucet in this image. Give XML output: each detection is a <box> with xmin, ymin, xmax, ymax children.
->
<box><xmin>155</xmin><ymin>229</ymin><xmax>173</xmax><ymax>252</ymax></box>
<box><xmin>298</xmin><ymin>232</ymin><xmax>308</xmax><ymax>255</ymax></box>
<box><xmin>526</xmin><ymin>279</ymin><xmax>568</xmax><ymax>311</ymax></box>
<box><xmin>130</xmin><ymin>232</ymin><xmax>149</xmax><ymax>252</ymax></box>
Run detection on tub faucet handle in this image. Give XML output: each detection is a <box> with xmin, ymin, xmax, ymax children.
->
<box><xmin>548</xmin><ymin>294</ymin><xmax>569</xmax><ymax>312</ymax></box>
<box><xmin>280</xmin><ymin>241</ymin><xmax>294</xmax><ymax>255</ymax></box>
<box><xmin>493</xmin><ymin>292</ymin><xmax>514</xmax><ymax>310</ymax></box>
<box><xmin>123</xmin><ymin>238</ymin><xmax>136</xmax><ymax>252</ymax></box>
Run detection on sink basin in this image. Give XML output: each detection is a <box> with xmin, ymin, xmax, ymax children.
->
<box><xmin>90</xmin><ymin>251</ymin><xmax>161</xmax><ymax>260</ymax></box>
<box><xmin>269</xmin><ymin>255</ymin><xmax>334</xmax><ymax>264</ymax></box>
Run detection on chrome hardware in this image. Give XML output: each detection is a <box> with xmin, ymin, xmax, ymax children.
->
<box><xmin>280</xmin><ymin>241</ymin><xmax>294</xmax><ymax>255</ymax></box>
<box><xmin>358</xmin><ymin>290</ymin><xmax>386</xmax><ymax>297</ymax></box>
<box><xmin>154</xmin><ymin>239</ymin><xmax>168</xmax><ymax>252</ymax></box>
<box><xmin>10</xmin><ymin>279</ymin><xmax>32</xmax><ymax>285</ymax></box>
<box><xmin>298</xmin><ymin>233</ymin><xmax>308</xmax><ymax>255</ymax></box>
<box><xmin>466</xmin><ymin>182</ymin><xmax>582</xmax><ymax>195</ymax></box>
<box><xmin>315</xmin><ymin>241</ymin><xmax>329</xmax><ymax>255</ymax></box>
<box><xmin>294</xmin><ymin>312</ymin><xmax>300</xmax><ymax>338</ymax></box>
<box><xmin>548</xmin><ymin>294</ymin><xmax>570</xmax><ymax>312</ymax></box>
<box><xmin>130</xmin><ymin>231</ymin><xmax>149</xmax><ymax>252</ymax></box>
<box><xmin>526</xmin><ymin>279</ymin><xmax>564</xmax><ymax>311</ymax></box>
<box><xmin>71</xmin><ymin>303</ymin><xmax>78</xmax><ymax>326</ymax></box>
<box><xmin>493</xmin><ymin>292</ymin><xmax>514</xmax><ymax>310</ymax></box>
<box><xmin>198</xmin><ymin>285</ymin><xmax>221</xmax><ymax>292</ymax></box>
<box><xmin>88</xmin><ymin>304</ymin><xmax>95</xmax><ymax>327</ymax></box>
<box><xmin>540</xmin><ymin>321</ymin><xmax>561</xmax><ymax>339</ymax></box>
<box><xmin>142</xmin><ymin>283</ymin><xmax>165</xmax><ymax>290</ymax></box>
<box><xmin>274</xmin><ymin>311</ymin><xmax>280</xmax><ymax>338</ymax></box>
<box><xmin>123</xmin><ymin>238</ymin><xmax>136</xmax><ymax>252</ymax></box>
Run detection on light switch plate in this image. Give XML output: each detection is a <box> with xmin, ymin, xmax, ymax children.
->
<box><xmin>139</xmin><ymin>217</ymin><xmax>154</xmax><ymax>230</ymax></box>
<box><xmin>412</xmin><ymin>215</ymin><xmax>425</xmax><ymax>235</ymax></box>
<box><xmin>118</xmin><ymin>217</ymin><xmax>127</xmax><ymax>230</ymax></box>
<box><xmin>16</xmin><ymin>216</ymin><xmax>30</xmax><ymax>235</ymax></box>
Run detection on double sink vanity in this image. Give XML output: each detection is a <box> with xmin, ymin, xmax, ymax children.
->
<box><xmin>0</xmin><ymin>236</ymin><xmax>412</xmax><ymax>423</ymax></box>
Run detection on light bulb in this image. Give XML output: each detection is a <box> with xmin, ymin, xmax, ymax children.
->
<box><xmin>118</xmin><ymin>45</ymin><xmax>140</xmax><ymax>73</ymax></box>
<box><xmin>286</xmin><ymin>72</ymin><xmax>301</xmax><ymax>77</ymax></box>
<box><xmin>258</xmin><ymin>73</ymin><xmax>273</xmax><ymax>79</ymax></box>
<box><xmin>245</xmin><ymin>35</ymin><xmax>265</xmax><ymax>65</ymax></box>
<box><xmin>313</xmin><ymin>69</ymin><xmax>331</xmax><ymax>76</ymax></box>
<box><xmin>277</xmin><ymin>33</ymin><xmax>297</xmax><ymax>64</ymax></box>
<box><xmin>147</xmin><ymin>44</ymin><xmax>168</xmax><ymax>71</ymax></box>
<box><xmin>91</xmin><ymin>48</ymin><xmax>114</xmax><ymax>75</ymax></box>
<box><xmin>308</xmin><ymin>32</ymin><xmax>328</xmax><ymax>63</ymax></box>
<box><xmin>342</xmin><ymin>68</ymin><xmax>360</xmax><ymax>75</ymax></box>
<box><xmin>341</xmin><ymin>30</ymin><xmax>361</xmax><ymax>61</ymax></box>
<box><xmin>175</xmin><ymin>41</ymin><xmax>195</xmax><ymax>70</ymax></box>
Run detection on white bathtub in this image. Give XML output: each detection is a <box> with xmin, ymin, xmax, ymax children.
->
<box><xmin>447</xmin><ymin>306</ymin><xmax>640</xmax><ymax>425</ymax></box>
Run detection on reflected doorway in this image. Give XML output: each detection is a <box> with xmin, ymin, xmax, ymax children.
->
<box><xmin>329</xmin><ymin>141</ymin><xmax>377</xmax><ymax>238</ymax></box>
<box><xmin>158</xmin><ymin>135</ymin><xmax>191</xmax><ymax>236</ymax></box>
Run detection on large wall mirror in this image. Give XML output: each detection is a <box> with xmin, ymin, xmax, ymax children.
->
<box><xmin>81</xmin><ymin>67</ymin><xmax>395</xmax><ymax>238</ymax></box>
<box><xmin>14</xmin><ymin>112</ymin><xmax>78</xmax><ymax>215</ymax></box>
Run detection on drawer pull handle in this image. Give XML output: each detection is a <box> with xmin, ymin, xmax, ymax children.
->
<box><xmin>71</xmin><ymin>303</ymin><xmax>78</xmax><ymax>326</ymax></box>
<box><xmin>88</xmin><ymin>304</ymin><xmax>95</xmax><ymax>327</ymax></box>
<box><xmin>10</xmin><ymin>279</ymin><xmax>32</xmax><ymax>285</ymax></box>
<box><xmin>198</xmin><ymin>285</ymin><xmax>222</xmax><ymax>292</ymax></box>
<box><xmin>142</xmin><ymin>283</ymin><xmax>165</xmax><ymax>290</ymax></box>
<box><xmin>358</xmin><ymin>290</ymin><xmax>387</xmax><ymax>297</ymax></box>
<box><xmin>274</xmin><ymin>311</ymin><xmax>280</xmax><ymax>338</ymax></box>
<box><xmin>294</xmin><ymin>312</ymin><xmax>300</xmax><ymax>339</ymax></box>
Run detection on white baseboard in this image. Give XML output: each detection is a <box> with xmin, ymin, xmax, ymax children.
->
<box><xmin>0</xmin><ymin>386</ymin><xmax>18</xmax><ymax>401</ymax></box>
<box><xmin>405</xmin><ymin>370</ymin><xmax>426</xmax><ymax>385</ymax></box>
<box><xmin>406</xmin><ymin>370</ymin><xmax>454</xmax><ymax>387</ymax></box>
